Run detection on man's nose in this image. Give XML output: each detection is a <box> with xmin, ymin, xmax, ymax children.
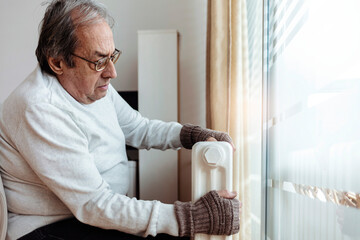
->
<box><xmin>102</xmin><ymin>60</ymin><xmax>117</xmax><ymax>79</ymax></box>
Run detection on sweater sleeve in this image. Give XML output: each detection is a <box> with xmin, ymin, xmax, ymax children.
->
<box><xmin>13</xmin><ymin>103</ymin><xmax>178</xmax><ymax>237</ymax></box>
<box><xmin>108</xmin><ymin>85</ymin><xmax>183</xmax><ymax>150</ymax></box>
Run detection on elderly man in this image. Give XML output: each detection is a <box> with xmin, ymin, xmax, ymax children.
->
<box><xmin>0</xmin><ymin>0</ymin><xmax>240</xmax><ymax>239</ymax></box>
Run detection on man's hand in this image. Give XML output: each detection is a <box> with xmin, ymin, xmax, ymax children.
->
<box><xmin>217</xmin><ymin>189</ymin><xmax>242</xmax><ymax>218</ymax></box>
<box><xmin>174</xmin><ymin>190</ymin><xmax>241</xmax><ymax>237</ymax></box>
<box><xmin>217</xmin><ymin>189</ymin><xmax>237</xmax><ymax>199</ymax></box>
<box><xmin>180</xmin><ymin>124</ymin><xmax>236</xmax><ymax>150</ymax></box>
<box><xmin>206</xmin><ymin>136</ymin><xmax>236</xmax><ymax>151</ymax></box>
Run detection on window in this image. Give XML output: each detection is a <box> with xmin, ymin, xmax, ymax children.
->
<box><xmin>264</xmin><ymin>0</ymin><xmax>360</xmax><ymax>239</ymax></box>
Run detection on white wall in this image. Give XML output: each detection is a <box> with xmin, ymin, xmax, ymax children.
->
<box><xmin>0</xmin><ymin>0</ymin><xmax>45</xmax><ymax>103</ymax></box>
<box><xmin>0</xmin><ymin>0</ymin><xmax>207</xmax><ymax>201</ymax></box>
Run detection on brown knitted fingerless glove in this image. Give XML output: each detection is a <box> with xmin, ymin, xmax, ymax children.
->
<box><xmin>180</xmin><ymin>124</ymin><xmax>233</xmax><ymax>149</ymax></box>
<box><xmin>174</xmin><ymin>190</ymin><xmax>240</xmax><ymax>237</ymax></box>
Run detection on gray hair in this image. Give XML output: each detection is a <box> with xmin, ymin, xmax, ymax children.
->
<box><xmin>35</xmin><ymin>0</ymin><xmax>114</xmax><ymax>76</ymax></box>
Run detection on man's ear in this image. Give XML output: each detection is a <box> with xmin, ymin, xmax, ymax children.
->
<box><xmin>48</xmin><ymin>57</ymin><xmax>64</xmax><ymax>75</ymax></box>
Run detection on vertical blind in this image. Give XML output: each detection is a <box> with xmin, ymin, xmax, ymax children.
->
<box><xmin>265</xmin><ymin>0</ymin><xmax>360</xmax><ymax>239</ymax></box>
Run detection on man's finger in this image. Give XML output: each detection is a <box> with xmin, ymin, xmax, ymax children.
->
<box><xmin>206</xmin><ymin>137</ymin><xmax>217</xmax><ymax>141</ymax></box>
<box><xmin>206</xmin><ymin>137</ymin><xmax>236</xmax><ymax>152</ymax></box>
<box><xmin>217</xmin><ymin>189</ymin><xmax>237</xmax><ymax>199</ymax></box>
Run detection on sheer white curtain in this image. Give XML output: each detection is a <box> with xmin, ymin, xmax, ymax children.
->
<box><xmin>206</xmin><ymin>0</ymin><xmax>263</xmax><ymax>239</ymax></box>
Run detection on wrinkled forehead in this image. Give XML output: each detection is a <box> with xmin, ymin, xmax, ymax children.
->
<box><xmin>75</xmin><ymin>20</ymin><xmax>115</xmax><ymax>55</ymax></box>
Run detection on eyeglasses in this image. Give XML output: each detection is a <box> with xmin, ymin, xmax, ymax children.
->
<box><xmin>71</xmin><ymin>49</ymin><xmax>122</xmax><ymax>71</ymax></box>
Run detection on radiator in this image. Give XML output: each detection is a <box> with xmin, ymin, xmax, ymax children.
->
<box><xmin>192</xmin><ymin>141</ymin><xmax>234</xmax><ymax>240</ymax></box>
<box><xmin>127</xmin><ymin>160</ymin><xmax>138</xmax><ymax>198</ymax></box>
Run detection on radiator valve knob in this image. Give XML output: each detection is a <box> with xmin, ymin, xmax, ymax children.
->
<box><xmin>203</xmin><ymin>147</ymin><xmax>223</xmax><ymax>167</ymax></box>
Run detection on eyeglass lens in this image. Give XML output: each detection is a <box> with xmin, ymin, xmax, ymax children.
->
<box><xmin>96</xmin><ymin>51</ymin><xmax>121</xmax><ymax>71</ymax></box>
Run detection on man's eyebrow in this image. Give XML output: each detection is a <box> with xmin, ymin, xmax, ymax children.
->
<box><xmin>94</xmin><ymin>51</ymin><xmax>108</xmax><ymax>58</ymax></box>
<box><xmin>94</xmin><ymin>49</ymin><xmax>116</xmax><ymax>58</ymax></box>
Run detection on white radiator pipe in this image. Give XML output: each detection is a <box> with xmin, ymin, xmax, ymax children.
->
<box><xmin>191</xmin><ymin>141</ymin><xmax>234</xmax><ymax>240</ymax></box>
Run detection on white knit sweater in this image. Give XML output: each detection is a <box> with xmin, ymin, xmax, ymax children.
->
<box><xmin>0</xmin><ymin>66</ymin><xmax>182</xmax><ymax>239</ymax></box>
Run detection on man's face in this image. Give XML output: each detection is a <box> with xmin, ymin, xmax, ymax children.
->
<box><xmin>59</xmin><ymin>20</ymin><xmax>117</xmax><ymax>104</ymax></box>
